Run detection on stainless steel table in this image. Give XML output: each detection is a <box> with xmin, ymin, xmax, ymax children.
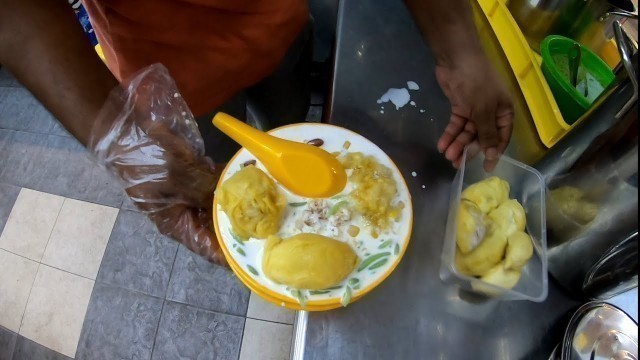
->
<box><xmin>290</xmin><ymin>1</ymin><xmax>593</xmax><ymax>359</ymax></box>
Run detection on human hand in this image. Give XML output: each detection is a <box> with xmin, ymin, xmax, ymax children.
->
<box><xmin>435</xmin><ymin>54</ymin><xmax>514</xmax><ymax>171</ymax></box>
<box><xmin>89</xmin><ymin>64</ymin><xmax>227</xmax><ymax>266</ymax></box>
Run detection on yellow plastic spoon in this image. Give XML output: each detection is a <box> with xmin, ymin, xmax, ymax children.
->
<box><xmin>212</xmin><ymin>112</ymin><xmax>347</xmax><ymax>198</ymax></box>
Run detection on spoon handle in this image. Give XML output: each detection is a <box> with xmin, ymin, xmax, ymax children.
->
<box><xmin>212</xmin><ymin>112</ymin><xmax>281</xmax><ymax>160</ymax></box>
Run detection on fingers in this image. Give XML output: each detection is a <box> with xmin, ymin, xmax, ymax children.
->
<box><xmin>437</xmin><ymin>115</ymin><xmax>466</xmax><ymax>153</ymax></box>
<box><xmin>495</xmin><ymin>102</ymin><xmax>514</xmax><ymax>155</ymax></box>
<box><xmin>444</xmin><ymin>120</ymin><xmax>476</xmax><ymax>162</ymax></box>
<box><xmin>474</xmin><ymin>101</ymin><xmax>500</xmax><ymax>162</ymax></box>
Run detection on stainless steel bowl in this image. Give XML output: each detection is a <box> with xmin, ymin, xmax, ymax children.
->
<box><xmin>550</xmin><ymin>302</ymin><xmax>638</xmax><ymax>360</ymax></box>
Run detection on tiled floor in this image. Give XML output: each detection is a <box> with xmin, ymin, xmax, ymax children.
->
<box><xmin>0</xmin><ymin>68</ymin><xmax>302</xmax><ymax>360</ymax></box>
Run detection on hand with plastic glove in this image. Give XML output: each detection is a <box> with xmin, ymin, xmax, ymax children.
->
<box><xmin>88</xmin><ymin>64</ymin><xmax>226</xmax><ymax>265</ymax></box>
<box><xmin>435</xmin><ymin>54</ymin><xmax>514</xmax><ymax>170</ymax></box>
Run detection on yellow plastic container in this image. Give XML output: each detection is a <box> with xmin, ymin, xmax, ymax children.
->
<box><xmin>475</xmin><ymin>0</ymin><xmax>569</xmax><ymax>148</ymax></box>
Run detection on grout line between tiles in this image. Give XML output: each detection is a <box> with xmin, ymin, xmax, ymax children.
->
<box><xmin>0</xmin><ymin>127</ymin><xmax>72</xmax><ymax>140</ymax></box>
<box><xmin>146</xmin><ymin>234</ymin><xmax>181</xmax><ymax>358</ymax></box>
<box><xmin>39</xmin><ymin>197</ymin><xmax>65</xmax><ymax>263</ymax></box>
<box><xmin>162</xmin><ymin>300</ymin><xmax>248</xmax><ymax>321</ymax></box>
<box><xmin>148</xmin><ymin>299</ymin><xmax>167</xmax><ymax>360</ymax></box>
<box><xmin>245</xmin><ymin>316</ymin><xmax>295</xmax><ymax>327</ymax></box>
<box><xmin>1</xmin><ymin>246</ymin><xmax>97</xmax><ymax>282</ymax></box>
<box><xmin>238</xmin><ymin>317</ymin><xmax>248</xmax><ymax>360</ymax></box>
<box><xmin>162</xmin><ymin>241</ymin><xmax>181</xmax><ymax>299</ymax></box>
<box><xmin>93</xmin><ymin>208</ymin><xmax>120</xmax><ymax>285</ymax></box>
<box><xmin>17</xmin><ymin>263</ymin><xmax>41</xmax><ymax>335</ymax></box>
<box><xmin>14</xmin><ymin>185</ymin><xmax>123</xmax><ymax>214</ymax></box>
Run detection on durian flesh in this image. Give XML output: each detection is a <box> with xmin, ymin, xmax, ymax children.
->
<box><xmin>461</xmin><ymin>176</ymin><xmax>510</xmax><ymax>213</ymax></box>
<box><xmin>217</xmin><ymin>165</ymin><xmax>286</xmax><ymax>239</ymax></box>
<box><xmin>262</xmin><ymin>233</ymin><xmax>359</xmax><ymax>290</ymax></box>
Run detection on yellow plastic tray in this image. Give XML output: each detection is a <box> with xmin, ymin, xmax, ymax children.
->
<box><xmin>476</xmin><ymin>0</ymin><xmax>569</xmax><ymax>148</ymax></box>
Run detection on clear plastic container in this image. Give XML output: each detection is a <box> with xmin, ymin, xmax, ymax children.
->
<box><xmin>440</xmin><ymin>147</ymin><xmax>549</xmax><ymax>302</ymax></box>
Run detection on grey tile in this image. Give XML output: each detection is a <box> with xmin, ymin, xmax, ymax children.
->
<box><xmin>0</xmin><ymin>129</ymin><xmax>125</xmax><ymax>207</ymax></box>
<box><xmin>50</xmin><ymin>121</ymin><xmax>71</xmax><ymax>137</ymax></box>
<box><xmin>29</xmin><ymin>135</ymin><xmax>125</xmax><ymax>207</ymax></box>
<box><xmin>11</xmin><ymin>336</ymin><xmax>71</xmax><ymax>360</ymax></box>
<box><xmin>120</xmin><ymin>196</ymin><xmax>140</xmax><ymax>212</ymax></box>
<box><xmin>0</xmin><ymin>87</ymin><xmax>58</xmax><ymax>134</ymax></box>
<box><xmin>0</xmin><ymin>68</ymin><xmax>20</xmax><ymax>87</ymax></box>
<box><xmin>76</xmin><ymin>284</ymin><xmax>163</xmax><ymax>360</ymax></box>
<box><xmin>0</xmin><ymin>183</ymin><xmax>20</xmax><ymax>235</ymax></box>
<box><xmin>0</xmin><ymin>130</ymin><xmax>45</xmax><ymax>186</ymax></box>
<box><xmin>0</xmin><ymin>326</ymin><xmax>17</xmax><ymax>360</ymax></box>
<box><xmin>166</xmin><ymin>246</ymin><xmax>250</xmax><ymax>317</ymax></box>
<box><xmin>97</xmin><ymin>210</ymin><xmax>179</xmax><ymax>297</ymax></box>
<box><xmin>151</xmin><ymin>301</ymin><xmax>244</xmax><ymax>360</ymax></box>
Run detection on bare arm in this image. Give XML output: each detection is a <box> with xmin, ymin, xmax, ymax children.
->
<box><xmin>404</xmin><ymin>0</ymin><xmax>483</xmax><ymax>67</ymax></box>
<box><xmin>0</xmin><ymin>0</ymin><xmax>117</xmax><ymax>145</ymax></box>
<box><xmin>404</xmin><ymin>0</ymin><xmax>514</xmax><ymax>170</ymax></box>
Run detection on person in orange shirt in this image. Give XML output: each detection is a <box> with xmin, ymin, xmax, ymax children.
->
<box><xmin>0</xmin><ymin>0</ymin><xmax>513</xmax><ymax>264</ymax></box>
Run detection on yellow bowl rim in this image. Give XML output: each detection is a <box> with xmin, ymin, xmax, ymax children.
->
<box><xmin>213</xmin><ymin>122</ymin><xmax>414</xmax><ymax>309</ymax></box>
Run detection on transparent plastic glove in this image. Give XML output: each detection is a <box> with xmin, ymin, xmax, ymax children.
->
<box><xmin>88</xmin><ymin>63</ymin><xmax>226</xmax><ymax>265</ymax></box>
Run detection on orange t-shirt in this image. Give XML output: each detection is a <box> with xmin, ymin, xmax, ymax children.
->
<box><xmin>82</xmin><ymin>0</ymin><xmax>308</xmax><ymax>116</ymax></box>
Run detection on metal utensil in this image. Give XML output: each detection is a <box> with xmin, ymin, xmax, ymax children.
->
<box><xmin>558</xmin><ymin>302</ymin><xmax>638</xmax><ymax>360</ymax></box>
<box><xmin>569</xmin><ymin>43</ymin><xmax>582</xmax><ymax>87</ymax></box>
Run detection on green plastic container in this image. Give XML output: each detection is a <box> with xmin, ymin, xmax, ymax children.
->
<box><xmin>540</xmin><ymin>35</ymin><xmax>615</xmax><ymax>125</ymax></box>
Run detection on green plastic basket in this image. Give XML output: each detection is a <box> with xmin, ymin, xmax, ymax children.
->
<box><xmin>540</xmin><ymin>35</ymin><xmax>615</xmax><ymax>125</ymax></box>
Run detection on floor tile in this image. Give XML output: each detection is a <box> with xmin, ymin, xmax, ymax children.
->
<box><xmin>0</xmin><ymin>130</ymin><xmax>46</xmax><ymax>187</ymax></box>
<box><xmin>49</xmin><ymin>121</ymin><xmax>70</xmax><ymax>137</ymax></box>
<box><xmin>0</xmin><ymin>68</ymin><xmax>20</xmax><ymax>87</ymax></box>
<box><xmin>27</xmin><ymin>135</ymin><xmax>125</xmax><ymax>208</ymax></box>
<box><xmin>0</xmin><ymin>326</ymin><xmax>17</xmax><ymax>359</ymax></box>
<box><xmin>19</xmin><ymin>265</ymin><xmax>94</xmax><ymax>358</ymax></box>
<box><xmin>0</xmin><ymin>129</ymin><xmax>125</xmax><ymax>208</ymax></box>
<box><xmin>0</xmin><ymin>250</ymin><xmax>38</xmax><ymax>332</ymax></box>
<box><xmin>11</xmin><ymin>336</ymin><xmax>72</xmax><ymax>360</ymax></box>
<box><xmin>42</xmin><ymin>199</ymin><xmax>118</xmax><ymax>279</ymax></box>
<box><xmin>0</xmin><ymin>183</ymin><xmax>20</xmax><ymax>235</ymax></box>
<box><xmin>166</xmin><ymin>246</ymin><xmax>250</xmax><ymax>317</ymax></box>
<box><xmin>0</xmin><ymin>189</ymin><xmax>64</xmax><ymax>261</ymax></box>
<box><xmin>247</xmin><ymin>292</ymin><xmax>295</xmax><ymax>325</ymax></box>
<box><xmin>76</xmin><ymin>284</ymin><xmax>163</xmax><ymax>360</ymax></box>
<box><xmin>97</xmin><ymin>210</ymin><xmax>178</xmax><ymax>297</ymax></box>
<box><xmin>0</xmin><ymin>88</ymin><xmax>59</xmax><ymax>134</ymax></box>
<box><xmin>151</xmin><ymin>301</ymin><xmax>244</xmax><ymax>360</ymax></box>
<box><xmin>239</xmin><ymin>319</ymin><xmax>293</xmax><ymax>360</ymax></box>
<box><xmin>120</xmin><ymin>196</ymin><xmax>140</xmax><ymax>212</ymax></box>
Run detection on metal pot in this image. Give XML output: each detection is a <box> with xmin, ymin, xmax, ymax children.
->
<box><xmin>509</xmin><ymin>0</ymin><xmax>637</xmax><ymax>54</ymax></box>
<box><xmin>548</xmin><ymin>302</ymin><xmax>638</xmax><ymax>360</ymax></box>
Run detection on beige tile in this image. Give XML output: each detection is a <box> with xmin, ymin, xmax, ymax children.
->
<box><xmin>0</xmin><ymin>189</ymin><xmax>64</xmax><ymax>261</ymax></box>
<box><xmin>0</xmin><ymin>250</ymin><xmax>39</xmax><ymax>332</ymax></box>
<box><xmin>19</xmin><ymin>264</ymin><xmax>94</xmax><ymax>358</ymax></box>
<box><xmin>247</xmin><ymin>292</ymin><xmax>295</xmax><ymax>325</ymax></box>
<box><xmin>239</xmin><ymin>319</ymin><xmax>293</xmax><ymax>360</ymax></box>
<box><xmin>41</xmin><ymin>199</ymin><xmax>118</xmax><ymax>279</ymax></box>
